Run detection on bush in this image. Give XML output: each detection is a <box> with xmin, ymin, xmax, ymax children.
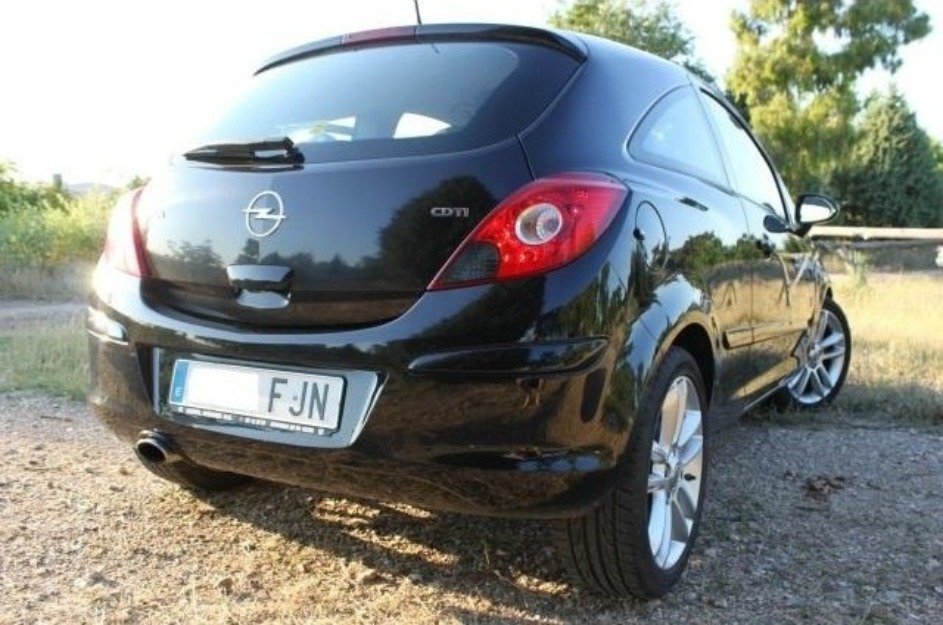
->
<box><xmin>0</xmin><ymin>162</ymin><xmax>69</xmax><ymax>216</ymax></box>
<box><xmin>0</xmin><ymin>191</ymin><xmax>114</xmax><ymax>269</ymax></box>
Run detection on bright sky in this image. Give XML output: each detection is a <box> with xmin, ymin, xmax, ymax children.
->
<box><xmin>1</xmin><ymin>0</ymin><xmax>940</xmax><ymax>186</ymax></box>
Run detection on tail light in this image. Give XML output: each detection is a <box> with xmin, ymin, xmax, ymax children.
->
<box><xmin>429</xmin><ymin>173</ymin><xmax>628</xmax><ymax>290</ymax></box>
<box><xmin>101</xmin><ymin>187</ymin><xmax>149</xmax><ymax>277</ymax></box>
<box><xmin>340</xmin><ymin>26</ymin><xmax>415</xmax><ymax>46</ymax></box>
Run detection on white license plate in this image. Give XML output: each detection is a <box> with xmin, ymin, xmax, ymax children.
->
<box><xmin>169</xmin><ymin>360</ymin><xmax>344</xmax><ymax>433</ymax></box>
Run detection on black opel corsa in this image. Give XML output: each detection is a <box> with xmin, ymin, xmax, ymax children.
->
<box><xmin>88</xmin><ymin>24</ymin><xmax>851</xmax><ymax>598</ymax></box>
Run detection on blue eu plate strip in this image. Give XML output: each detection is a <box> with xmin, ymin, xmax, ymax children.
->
<box><xmin>170</xmin><ymin>360</ymin><xmax>189</xmax><ymax>404</ymax></box>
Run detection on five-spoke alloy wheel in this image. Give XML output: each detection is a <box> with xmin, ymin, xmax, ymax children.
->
<box><xmin>559</xmin><ymin>347</ymin><xmax>708</xmax><ymax>598</ymax></box>
<box><xmin>647</xmin><ymin>375</ymin><xmax>704</xmax><ymax>570</ymax></box>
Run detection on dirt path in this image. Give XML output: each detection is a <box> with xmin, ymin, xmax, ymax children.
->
<box><xmin>1</xmin><ymin>391</ymin><xmax>941</xmax><ymax>624</ymax></box>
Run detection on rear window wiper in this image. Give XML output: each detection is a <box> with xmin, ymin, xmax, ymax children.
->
<box><xmin>183</xmin><ymin>137</ymin><xmax>304</xmax><ymax>165</ymax></box>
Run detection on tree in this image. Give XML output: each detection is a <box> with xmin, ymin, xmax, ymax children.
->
<box><xmin>726</xmin><ymin>0</ymin><xmax>930</xmax><ymax>194</ymax></box>
<box><xmin>832</xmin><ymin>91</ymin><xmax>943</xmax><ymax>227</ymax></box>
<box><xmin>125</xmin><ymin>174</ymin><xmax>151</xmax><ymax>191</ymax></box>
<box><xmin>932</xmin><ymin>138</ymin><xmax>943</xmax><ymax>173</ymax></box>
<box><xmin>550</xmin><ymin>0</ymin><xmax>711</xmax><ymax>80</ymax></box>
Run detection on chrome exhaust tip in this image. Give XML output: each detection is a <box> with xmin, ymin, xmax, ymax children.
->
<box><xmin>134</xmin><ymin>431</ymin><xmax>182</xmax><ymax>465</ymax></box>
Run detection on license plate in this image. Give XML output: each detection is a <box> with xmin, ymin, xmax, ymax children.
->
<box><xmin>168</xmin><ymin>360</ymin><xmax>344</xmax><ymax>433</ymax></box>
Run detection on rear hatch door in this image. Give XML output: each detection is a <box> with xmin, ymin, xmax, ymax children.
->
<box><xmin>139</xmin><ymin>29</ymin><xmax>582</xmax><ymax>328</ymax></box>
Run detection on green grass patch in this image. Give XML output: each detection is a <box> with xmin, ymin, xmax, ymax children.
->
<box><xmin>0</xmin><ymin>315</ymin><xmax>88</xmax><ymax>400</ymax></box>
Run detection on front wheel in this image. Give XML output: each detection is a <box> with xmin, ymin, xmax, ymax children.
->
<box><xmin>558</xmin><ymin>347</ymin><xmax>708</xmax><ymax>598</ymax></box>
<box><xmin>781</xmin><ymin>298</ymin><xmax>851</xmax><ymax>409</ymax></box>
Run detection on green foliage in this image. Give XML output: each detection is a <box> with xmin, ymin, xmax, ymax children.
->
<box><xmin>0</xmin><ymin>190</ymin><xmax>114</xmax><ymax>269</ymax></box>
<box><xmin>0</xmin><ymin>161</ymin><xmax>100</xmax><ymax>272</ymax></box>
<box><xmin>550</xmin><ymin>0</ymin><xmax>711</xmax><ymax>80</ymax></box>
<box><xmin>125</xmin><ymin>174</ymin><xmax>151</xmax><ymax>191</ymax></box>
<box><xmin>0</xmin><ymin>162</ymin><xmax>69</xmax><ymax>215</ymax></box>
<box><xmin>831</xmin><ymin>91</ymin><xmax>943</xmax><ymax>227</ymax></box>
<box><xmin>726</xmin><ymin>0</ymin><xmax>931</xmax><ymax>194</ymax></box>
<box><xmin>932</xmin><ymin>138</ymin><xmax>943</xmax><ymax>173</ymax></box>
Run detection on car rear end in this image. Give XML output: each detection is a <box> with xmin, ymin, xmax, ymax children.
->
<box><xmin>88</xmin><ymin>25</ymin><xmax>637</xmax><ymax>517</ymax></box>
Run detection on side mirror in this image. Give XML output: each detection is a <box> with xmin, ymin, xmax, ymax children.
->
<box><xmin>796</xmin><ymin>194</ymin><xmax>839</xmax><ymax>225</ymax></box>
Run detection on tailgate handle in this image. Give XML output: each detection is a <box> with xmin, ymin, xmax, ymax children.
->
<box><xmin>226</xmin><ymin>264</ymin><xmax>294</xmax><ymax>292</ymax></box>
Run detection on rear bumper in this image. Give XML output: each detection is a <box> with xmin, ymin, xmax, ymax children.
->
<box><xmin>88</xmin><ymin>235</ymin><xmax>638</xmax><ymax>518</ymax></box>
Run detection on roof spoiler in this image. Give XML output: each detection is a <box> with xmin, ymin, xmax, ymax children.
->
<box><xmin>256</xmin><ymin>23</ymin><xmax>588</xmax><ymax>74</ymax></box>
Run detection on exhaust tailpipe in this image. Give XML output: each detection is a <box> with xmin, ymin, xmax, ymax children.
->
<box><xmin>134</xmin><ymin>431</ymin><xmax>182</xmax><ymax>465</ymax></box>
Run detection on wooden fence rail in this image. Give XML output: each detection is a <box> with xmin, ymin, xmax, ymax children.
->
<box><xmin>807</xmin><ymin>226</ymin><xmax>943</xmax><ymax>271</ymax></box>
<box><xmin>809</xmin><ymin>226</ymin><xmax>943</xmax><ymax>242</ymax></box>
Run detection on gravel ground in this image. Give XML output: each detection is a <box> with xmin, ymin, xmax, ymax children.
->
<box><xmin>1</xmin><ymin>390</ymin><xmax>941</xmax><ymax>624</ymax></box>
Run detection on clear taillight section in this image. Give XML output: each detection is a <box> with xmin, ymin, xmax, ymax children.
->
<box><xmin>429</xmin><ymin>173</ymin><xmax>628</xmax><ymax>289</ymax></box>
<box><xmin>101</xmin><ymin>187</ymin><xmax>149</xmax><ymax>277</ymax></box>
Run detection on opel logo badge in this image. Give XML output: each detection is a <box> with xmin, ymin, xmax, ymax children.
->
<box><xmin>243</xmin><ymin>191</ymin><xmax>286</xmax><ymax>238</ymax></box>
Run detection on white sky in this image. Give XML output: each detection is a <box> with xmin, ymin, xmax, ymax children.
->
<box><xmin>1</xmin><ymin>0</ymin><xmax>940</xmax><ymax>185</ymax></box>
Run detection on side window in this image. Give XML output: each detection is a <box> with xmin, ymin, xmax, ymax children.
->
<box><xmin>629</xmin><ymin>88</ymin><xmax>726</xmax><ymax>184</ymax></box>
<box><xmin>701</xmin><ymin>95</ymin><xmax>785</xmax><ymax>216</ymax></box>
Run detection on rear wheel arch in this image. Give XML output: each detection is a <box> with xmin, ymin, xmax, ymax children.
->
<box><xmin>669</xmin><ymin>323</ymin><xmax>715</xmax><ymax>406</ymax></box>
<box><xmin>628</xmin><ymin>303</ymin><xmax>717</xmax><ymax>412</ymax></box>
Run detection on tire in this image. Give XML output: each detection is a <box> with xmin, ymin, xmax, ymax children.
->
<box><xmin>777</xmin><ymin>298</ymin><xmax>851</xmax><ymax>409</ymax></box>
<box><xmin>135</xmin><ymin>450</ymin><xmax>249</xmax><ymax>492</ymax></box>
<box><xmin>558</xmin><ymin>347</ymin><xmax>708</xmax><ymax>598</ymax></box>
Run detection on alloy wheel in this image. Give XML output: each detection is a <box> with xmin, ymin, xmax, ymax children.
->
<box><xmin>647</xmin><ymin>376</ymin><xmax>704</xmax><ymax>570</ymax></box>
<box><xmin>788</xmin><ymin>307</ymin><xmax>848</xmax><ymax>406</ymax></box>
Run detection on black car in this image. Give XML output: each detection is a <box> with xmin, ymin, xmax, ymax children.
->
<box><xmin>88</xmin><ymin>23</ymin><xmax>851</xmax><ymax>598</ymax></box>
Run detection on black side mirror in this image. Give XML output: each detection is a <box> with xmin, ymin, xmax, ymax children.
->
<box><xmin>796</xmin><ymin>194</ymin><xmax>839</xmax><ymax>225</ymax></box>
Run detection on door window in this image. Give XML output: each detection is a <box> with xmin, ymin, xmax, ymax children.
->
<box><xmin>629</xmin><ymin>88</ymin><xmax>726</xmax><ymax>185</ymax></box>
<box><xmin>701</xmin><ymin>95</ymin><xmax>785</xmax><ymax>217</ymax></box>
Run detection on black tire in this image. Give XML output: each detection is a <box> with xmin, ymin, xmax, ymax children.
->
<box><xmin>558</xmin><ymin>347</ymin><xmax>709</xmax><ymax>598</ymax></box>
<box><xmin>135</xmin><ymin>451</ymin><xmax>249</xmax><ymax>492</ymax></box>
<box><xmin>775</xmin><ymin>298</ymin><xmax>851</xmax><ymax>410</ymax></box>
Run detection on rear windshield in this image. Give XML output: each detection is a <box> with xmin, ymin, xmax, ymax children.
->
<box><xmin>192</xmin><ymin>41</ymin><xmax>580</xmax><ymax>162</ymax></box>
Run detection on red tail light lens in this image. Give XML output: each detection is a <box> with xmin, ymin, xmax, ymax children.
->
<box><xmin>429</xmin><ymin>173</ymin><xmax>628</xmax><ymax>290</ymax></box>
<box><xmin>341</xmin><ymin>26</ymin><xmax>415</xmax><ymax>46</ymax></box>
<box><xmin>102</xmin><ymin>188</ymin><xmax>149</xmax><ymax>277</ymax></box>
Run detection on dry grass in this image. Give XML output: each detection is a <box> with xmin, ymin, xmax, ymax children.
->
<box><xmin>0</xmin><ymin>263</ymin><xmax>92</xmax><ymax>301</ymax></box>
<box><xmin>829</xmin><ymin>272</ymin><xmax>943</xmax><ymax>424</ymax></box>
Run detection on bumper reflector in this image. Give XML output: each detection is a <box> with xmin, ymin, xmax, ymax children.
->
<box><xmin>87</xmin><ymin>308</ymin><xmax>129</xmax><ymax>343</ymax></box>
